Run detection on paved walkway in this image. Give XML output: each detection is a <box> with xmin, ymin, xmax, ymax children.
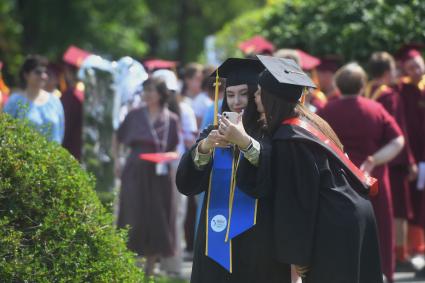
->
<box><xmin>178</xmin><ymin>261</ymin><xmax>425</xmax><ymax>282</ymax></box>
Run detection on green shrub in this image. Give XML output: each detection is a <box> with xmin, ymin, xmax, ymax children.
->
<box><xmin>263</xmin><ymin>0</ymin><xmax>425</xmax><ymax>62</ymax></box>
<box><xmin>0</xmin><ymin>113</ymin><xmax>144</xmax><ymax>282</ymax></box>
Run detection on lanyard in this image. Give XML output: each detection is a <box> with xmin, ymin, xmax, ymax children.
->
<box><xmin>145</xmin><ymin>108</ymin><xmax>170</xmax><ymax>153</ymax></box>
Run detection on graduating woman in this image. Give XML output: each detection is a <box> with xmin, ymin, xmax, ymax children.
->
<box><xmin>256</xmin><ymin>55</ymin><xmax>383</xmax><ymax>283</ymax></box>
<box><xmin>395</xmin><ymin>44</ymin><xmax>425</xmax><ymax>278</ymax></box>
<box><xmin>367</xmin><ymin>52</ymin><xmax>417</xmax><ymax>265</ymax></box>
<box><xmin>176</xmin><ymin>58</ymin><xmax>291</xmax><ymax>283</ymax></box>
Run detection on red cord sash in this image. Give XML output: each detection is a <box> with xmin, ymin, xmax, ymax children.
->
<box><xmin>283</xmin><ymin>117</ymin><xmax>378</xmax><ymax>196</ymax></box>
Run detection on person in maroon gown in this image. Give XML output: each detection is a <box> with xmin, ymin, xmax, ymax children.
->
<box><xmin>60</xmin><ymin>46</ymin><xmax>90</xmax><ymax>160</ymax></box>
<box><xmin>318</xmin><ymin>63</ymin><xmax>405</xmax><ymax>283</ymax></box>
<box><xmin>316</xmin><ymin>56</ymin><xmax>342</xmax><ymax>102</ymax></box>
<box><xmin>396</xmin><ymin>44</ymin><xmax>425</xmax><ymax>277</ymax></box>
<box><xmin>60</xmin><ymin>64</ymin><xmax>84</xmax><ymax>160</ymax></box>
<box><xmin>367</xmin><ymin>52</ymin><xmax>417</xmax><ymax>264</ymax></box>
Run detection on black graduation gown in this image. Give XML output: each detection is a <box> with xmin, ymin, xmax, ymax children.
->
<box><xmin>272</xmin><ymin>124</ymin><xmax>383</xmax><ymax>283</ymax></box>
<box><xmin>176</xmin><ymin>126</ymin><xmax>291</xmax><ymax>283</ymax></box>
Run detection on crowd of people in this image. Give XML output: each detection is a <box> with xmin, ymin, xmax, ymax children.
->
<box><xmin>0</xmin><ymin>36</ymin><xmax>425</xmax><ymax>282</ymax></box>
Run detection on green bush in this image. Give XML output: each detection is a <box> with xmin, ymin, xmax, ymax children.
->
<box><xmin>0</xmin><ymin>113</ymin><xmax>144</xmax><ymax>282</ymax></box>
<box><xmin>215</xmin><ymin>0</ymin><xmax>425</xmax><ymax>63</ymax></box>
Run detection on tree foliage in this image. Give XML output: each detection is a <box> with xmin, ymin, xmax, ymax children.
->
<box><xmin>215</xmin><ymin>0</ymin><xmax>425</xmax><ymax>63</ymax></box>
<box><xmin>18</xmin><ymin>0</ymin><xmax>149</xmax><ymax>58</ymax></box>
<box><xmin>1</xmin><ymin>0</ymin><xmax>149</xmax><ymax>85</ymax></box>
<box><xmin>0</xmin><ymin>0</ymin><xmax>265</xmax><ymax>85</ymax></box>
<box><xmin>0</xmin><ymin>1</ymin><xmax>24</xmax><ymax>76</ymax></box>
<box><xmin>144</xmin><ymin>0</ymin><xmax>266</xmax><ymax>62</ymax></box>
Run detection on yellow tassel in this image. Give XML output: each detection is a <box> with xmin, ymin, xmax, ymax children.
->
<box><xmin>213</xmin><ymin>70</ymin><xmax>220</xmax><ymax>127</ymax></box>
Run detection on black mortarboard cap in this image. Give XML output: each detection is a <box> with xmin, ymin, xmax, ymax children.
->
<box><xmin>210</xmin><ymin>58</ymin><xmax>264</xmax><ymax>87</ymax></box>
<box><xmin>257</xmin><ymin>55</ymin><xmax>316</xmax><ymax>102</ymax></box>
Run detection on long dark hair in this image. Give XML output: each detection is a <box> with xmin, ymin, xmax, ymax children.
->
<box><xmin>143</xmin><ymin>77</ymin><xmax>181</xmax><ymax>117</ymax></box>
<box><xmin>221</xmin><ymin>84</ymin><xmax>265</xmax><ymax>138</ymax></box>
<box><xmin>167</xmin><ymin>90</ymin><xmax>181</xmax><ymax>118</ymax></box>
<box><xmin>261</xmin><ymin>88</ymin><xmax>343</xmax><ymax>150</ymax></box>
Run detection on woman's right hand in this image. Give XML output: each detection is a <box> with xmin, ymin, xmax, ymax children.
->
<box><xmin>408</xmin><ymin>163</ymin><xmax>418</xmax><ymax>182</ymax></box>
<box><xmin>360</xmin><ymin>155</ymin><xmax>376</xmax><ymax>174</ymax></box>
<box><xmin>198</xmin><ymin>130</ymin><xmax>229</xmax><ymax>153</ymax></box>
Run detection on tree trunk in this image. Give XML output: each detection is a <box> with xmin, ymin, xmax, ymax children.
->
<box><xmin>177</xmin><ymin>0</ymin><xmax>189</xmax><ymax>63</ymax></box>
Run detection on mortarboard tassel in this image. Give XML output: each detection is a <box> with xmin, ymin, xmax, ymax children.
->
<box><xmin>213</xmin><ymin>69</ymin><xmax>220</xmax><ymax>127</ymax></box>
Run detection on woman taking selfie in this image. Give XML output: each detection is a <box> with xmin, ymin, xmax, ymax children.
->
<box><xmin>176</xmin><ymin>58</ymin><xmax>291</xmax><ymax>283</ymax></box>
<box><xmin>255</xmin><ymin>55</ymin><xmax>383</xmax><ymax>283</ymax></box>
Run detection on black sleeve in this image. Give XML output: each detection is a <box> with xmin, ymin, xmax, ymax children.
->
<box><xmin>273</xmin><ymin>140</ymin><xmax>320</xmax><ymax>266</ymax></box>
<box><xmin>236</xmin><ymin>137</ymin><xmax>273</xmax><ymax>198</ymax></box>
<box><xmin>175</xmin><ymin>125</ymin><xmax>214</xmax><ymax>196</ymax></box>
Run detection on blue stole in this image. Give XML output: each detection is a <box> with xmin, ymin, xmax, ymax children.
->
<box><xmin>205</xmin><ymin>147</ymin><xmax>258</xmax><ymax>273</ymax></box>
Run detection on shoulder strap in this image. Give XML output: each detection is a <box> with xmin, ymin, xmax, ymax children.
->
<box><xmin>281</xmin><ymin>117</ymin><xmax>378</xmax><ymax>196</ymax></box>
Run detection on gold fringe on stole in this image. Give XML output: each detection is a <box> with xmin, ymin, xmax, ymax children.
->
<box><xmin>225</xmin><ymin>149</ymin><xmax>238</xmax><ymax>242</ymax></box>
<box><xmin>205</xmin><ymin>150</ymin><xmax>216</xmax><ymax>256</ymax></box>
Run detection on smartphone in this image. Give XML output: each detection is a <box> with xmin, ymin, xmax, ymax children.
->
<box><xmin>222</xmin><ymin>111</ymin><xmax>239</xmax><ymax>124</ymax></box>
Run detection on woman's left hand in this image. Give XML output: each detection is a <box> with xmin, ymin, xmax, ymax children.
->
<box><xmin>218</xmin><ymin>115</ymin><xmax>251</xmax><ymax>149</ymax></box>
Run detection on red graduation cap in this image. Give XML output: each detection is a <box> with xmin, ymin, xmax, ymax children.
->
<box><xmin>316</xmin><ymin>56</ymin><xmax>342</xmax><ymax>73</ymax></box>
<box><xmin>239</xmin><ymin>36</ymin><xmax>275</xmax><ymax>55</ymax></box>
<box><xmin>144</xmin><ymin>59</ymin><xmax>177</xmax><ymax>72</ymax></box>
<box><xmin>295</xmin><ymin>49</ymin><xmax>321</xmax><ymax>71</ymax></box>
<box><xmin>395</xmin><ymin>43</ymin><xmax>425</xmax><ymax>63</ymax></box>
<box><xmin>63</xmin><ymin>45</ymin><xmax>91</xmax><ymax>67</ymax></box>
<box><xmin>139</xmin><ymin>152</ymin><xmax>179</xmax><ymax>163</ymax></box>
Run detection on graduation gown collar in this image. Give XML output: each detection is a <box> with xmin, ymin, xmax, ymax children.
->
<box><xmin>273</xmin><ymin>117</ymin><xmax>378</xmax><ymax>197</ymax></box>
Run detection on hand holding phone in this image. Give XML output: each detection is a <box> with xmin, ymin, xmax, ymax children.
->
<box><xmin>218</xmin><ymin>112</ymin><xmax>251</xmax><ymax>149</ymax></box>
<box><xmin>222</xmin><ymin>111</ymin><xmax>240</xmax><ymax>124</ymax></box>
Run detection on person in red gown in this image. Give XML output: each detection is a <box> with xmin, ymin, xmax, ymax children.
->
<box><xmin>316</xmin><ymin>56</ymin><xmax>342</xmax><ymax>102</ymax></box>
<box><xmin>367</xmin><ymin>52</ymin><xmax>417</xmax><ymax>265</ymax></box>
<box><xmin>61</xmin><ymin>64</ymin><xmax>84</xmax><ymax>161</ymax></box>
<box><xmin>318</xmin><ymin>63</ymin><xmax>405</xmax><ymax>283</ymax></box>
<box><xmin>396</xmin><ymin>44</ymin><xmax>425</xmax><ymax>277</ymax></box>
<box><xmin>60</xmin><ymin>46</ymin><xmax>89</xmax><ymax>161</ymax></box>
